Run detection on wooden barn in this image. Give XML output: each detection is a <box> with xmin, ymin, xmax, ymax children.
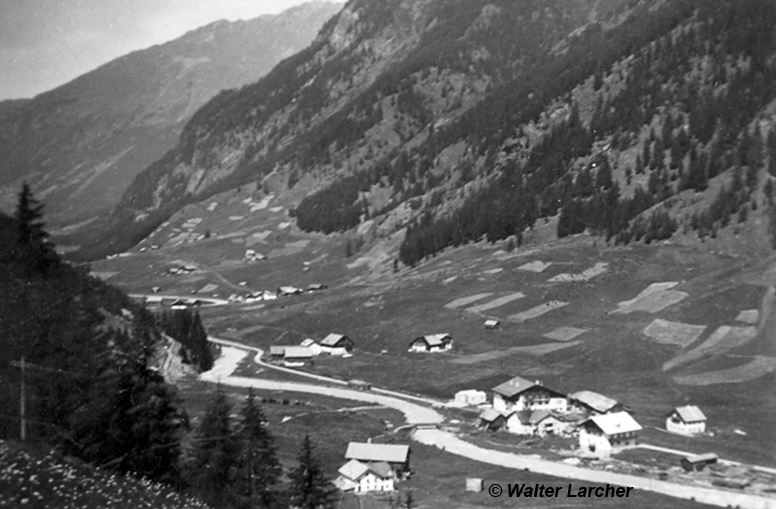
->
<box><xmin>408</xmin><ymin>333</ymin><xmax>453</xmax><ymax>353</ymax></box>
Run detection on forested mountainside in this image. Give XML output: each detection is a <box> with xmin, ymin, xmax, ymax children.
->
<box><xmin>0</xmin><ymin>187</ymin><xmax>213</xmax><ymax>486</ymax></box>
<box><xmin>0</xmin><ymin>1</ymin><xmax>342</xmax><ymax>236</ymax></box>
<box><xmin>94</xmin><ymin>0</ymin><xmax>776</xmax><ymax>263</ymax></box>
<box><xmin>89</xmin><ymin>0</ymin><xmax>632</xmax><ymax>257</ymax></box>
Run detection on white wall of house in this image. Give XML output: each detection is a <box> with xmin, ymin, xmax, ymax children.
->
<box><xmin>505</xmin><ymin>414</ymin><xmax>534</xmax><ymax>435</ymax></box>
<box><xmin>493</xmin><ymin>393</ymin><xmax>568</xmax><ymax>414</ymax></box>
<box><xmin>579</xmin><ymin>428</ymin><xmax>638</xmax><ymax>456</ymax></box>
<box><xmin>409</xmin><ymin>342</ymin><xmax>428</xmax><ymax>353</ymax></box>
<box><xmin>666</xmin><ymin>417</ymin><xmax>705</xmax><ymax>435</ymax></box>
<box><xmin>455</xmin><ymin>390</ymin><xmax>487</xmax><ymax>406</ymax></box>
<box><xmin>355</xmin><ymin>473</ymin><xmax>394</xmax><ymax>493</ymax></box>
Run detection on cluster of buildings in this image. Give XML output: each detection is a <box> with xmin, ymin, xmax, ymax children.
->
<box><xmin>227</xmin><ymin>284</ymin><xmax>328</xmax><ymax>303</ymax></box>
<box><xmin>334</xmin><ymin>442</ymin><xmax>410</xmax><ymax>494</ymax></box>
<box><xmin>268</xmin><ymin>333</ymin><xmax>354</xmax><ymax>366</ymax></box>
<box><xmin>472</xmin><ymin>375</ymin><xmax>707</xmax><ymax>457</ymax></box>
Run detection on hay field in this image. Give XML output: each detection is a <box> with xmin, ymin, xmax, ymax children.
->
<box><xmin>507</xmin><ymin>300</ymin><xmax>568</xmax><ymax>322</ymax></box>
<box><xmin>610</xmin><ymin>282</ymin><xmax>687</xmax><ymax>314</ymax></box>
<box><xmin>465</xmin><ymin>292</ymin><xmax>525</xmax><ymax>313</ymax></box>
<box><xmin>518</xmin><ymin>260</ymin><xmax>552</xmax><ymax>272</ymax></box>
<box><xmin>450</xmin><ymin>340</ymin><xmax>582</xmax><ymax>364</ymax></box>
<box><xmin>543</xmin><ymin>326</ymin><xmax>588</xmax><ymax>341</ymax></box>
<box><xmin>735</xmin><ymin>309</ymin><xmax>759</xmax><ymax>324</ymax></box>
<box><xmin>643</xmin><ymin>319</ymin><xmax>706</xmax><ymax>346</ymax></box>
<box><xmin>673</xmin><ymin>356</ymin><xmax>776</xmax><ymax>385</ymax></box>
<box><xmin>547</xmin><ymin>262</ymin><xmax>608</xmax><ymax>282</ymax></box>
<box><xmin>444</xmin><ymin>293</ymin><xmax>493</xmax><ymax>309</ymax></box>
<box><xmin>663</xmin><ymin>326</ymin><xmax>757</xmax><ymax>371</ymax></box>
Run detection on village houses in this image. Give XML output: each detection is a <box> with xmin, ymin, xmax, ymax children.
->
<box><xmin>408</xmin><ymin>333</ymin><xmax>453</xmax><ymax>353</ymax></box>
<box><xmin>569</xmin><ymin>390</ymin><xmax>623</xmax><ymax>415</ymax></box>
<box><xmin>335</xmin><ymin>459</ymin><xmax>395</xmax><ymax>493</ymax></box>
<box><xmin>492</xmin><ymin>376</ymin><xmax>568</xmax><ymax>414</ymax></box>
<box><xmin>666</xmin><ymin>405</ymin><xmax>707</xmax><ymax>436</ymax></box>
<box><xmin>344</xmin><ymin>442</ymin><xmax>411</xmax><ymax>479</ymax></box>
<box><xmin>320</xmin><ymin>333</ymin><xmax>354</xmax><ymax>355</ymax></box>
<box><xmin>578</xmin><ymin>411</ymin><xmax>642</xmax><ymax>456</ymax></box>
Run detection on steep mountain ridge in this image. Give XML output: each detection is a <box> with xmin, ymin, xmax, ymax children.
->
<box><xmin>91</xmin><ymin>0</ymin><xmax>635</xmax><ymax>257</ymax></box>
<box><xmin>0</xmin><ymin>1</ymin><xmax>342</xmax><ymax>234</ymax></box>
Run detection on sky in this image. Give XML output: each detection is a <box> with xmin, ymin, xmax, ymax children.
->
<box><xmin>0</xmin><ymin>0</ymin><xmax>345</xmax><ymax>101</ymax></box>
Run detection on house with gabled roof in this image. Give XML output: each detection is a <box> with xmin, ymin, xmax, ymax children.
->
<box><xmin>666</xmin><ymin>405</ymin><xmax>707</xmax><ymax>436</ymax></box>
<box><xmin>569</xmin><ymin>390</ymin><xmax>623</xmax><ymax>415</ymax></box>
<box><xmin>345</xmin><ymin>442</ymin><xmax>410</xmax><ymax>478</ymax></box>
<box><xmin>492</xmin><ymin>376</ymin><xmax>568</xmax><ymax>415</ymax></box>
<box><xmin>321</xmin><ymin>333</ymin><xmax>354</xmax><ymax>355</ymax></box>
<box><xmin>579</xmin><ymin>411</ymin><xmax>642</xmax><ymax>456</ymax></box>
<box><xmin>335</xmin><ymin>459</ymin><xmax>395</xmax><ymax>493</ymax></box>
<box><xmin>408</xmin><ymin>333</ymin><xmax>453</xmax><ymax>353</ymax></box>
<box><xmin>478</xmin><ymin>408</ymin><xmax>507</xmax><ymax>431</ymax></box>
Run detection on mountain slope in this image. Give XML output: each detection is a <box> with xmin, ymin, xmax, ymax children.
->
<box><xmin>92</xmin><ymin>0</ymin><xmax>634</xmax><ymax>256</ymax></box>
<box><xmin>0</xmin><ymin>1</ymin><xmax>342</xmax><ymax>234</ymax></box>
<box><xmin>92</xmin><ymin>0</ymin><xmax>776</xmax><ymax>265</ymax></box>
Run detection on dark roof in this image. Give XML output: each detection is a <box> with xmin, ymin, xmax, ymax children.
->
<box><xmin>479</xmin><ymin>408</ymin><xmax>504</xmax><ymax>422</ymax></box>
<box><xmin>411</xmin><ymin>334</ymin><xmax>452</xmax><ymax>347</ymax></box>
<box><xmin>322</xmin><ymin>333</ymin><xmax>351</xmax><ymax>347</ymax></box>
<box><xmin>491</xmin><ymin>376</ymin><xmax>536</xmax><ymax>398</ymax></box>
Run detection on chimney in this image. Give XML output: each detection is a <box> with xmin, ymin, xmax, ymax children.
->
<box><xmin>535</xmin><ymin>380</ymin><xmax>542</xmax><ymax>386</ymax></box>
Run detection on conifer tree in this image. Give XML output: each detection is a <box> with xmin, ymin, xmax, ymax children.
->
<box><xmin>289</xmin><ymin>435</ymin><xmax>337</xmax><ymax>509</ymax></box>
<box><xmin>236</xmin><ymin>388</ymin><xmax>280</xmax><ymax>508</ymax></box>
<box><xmin>189</xmin><ymin>385</ymin><xmax>240</xmax><ymax>506</ymax></box>
<box><xmin>14</xmin><ymin>183</ymin><xmax>58</xmax><ymax>277</ymax></box>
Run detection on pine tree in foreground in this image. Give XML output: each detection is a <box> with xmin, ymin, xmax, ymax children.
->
<box><xmin>188</xmin><ymin>385</ymin><xmax>240</xmax><ymax>506</ymax></box>
<box><xmin>289</xmin><ymin>435</ymin><xmax>337</xmax><ymax>509</ymax></box>
<box><xmin>236</xmin><ymin>388</ymin><xmax>280</xmax><ymax>508</ymax></box>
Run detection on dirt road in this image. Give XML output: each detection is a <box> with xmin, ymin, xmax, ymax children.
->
<box><xmin>201</xmin><ymin>343</ymin><xmax>776</xmax><ymax>509</ymax></box>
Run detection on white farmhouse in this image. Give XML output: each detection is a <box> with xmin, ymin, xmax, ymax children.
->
<box><xmin>579</xmin><ymin>411</ymin><xmax>642</xmax><ymax>456</ymax></box>
<box><xmin>492</xmin><ymin>376</ymin><xmax>568</xmax><ymax>414</ymax></box>
<box><xmin>335</xmin><ymin>459</ymin><xmax>395</xmax><ymax>493</ymax></box>
<box><xmin>666</xmin><ymin>405</ymin><xmax>706</xmax><ymax>436</ymax></box>
<box><xmin>454</xmin><ymin>389</ymin><xmax>487</xmax><ymax>406</ymax></box>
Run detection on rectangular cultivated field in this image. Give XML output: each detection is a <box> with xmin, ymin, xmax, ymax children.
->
<box><xmin>444</xmin><ymin>293</ymin><xmax>493</xmax><ymax>309</ymax></box>
<box><xmin>663</xmin><ymin>325</ymin><xmax>757</xmax><ymax>371</ymax></box>
<box><xmin>735</xmin><ymin>309</ymin><xmax>759</xmax><ymax>324</ymax></box>
<box><xmin>611</xmin><ymin>282</ymin><xmax>687</xmax><ymax>315</ymax></box>
<box><xmin>643</xmin><ymin>319</ymin><xmax>706</xmax><ymax>347</ymax></box>
<box><xmin>451</xmin><ymin>340</ymin><xmax>581</xmax><ymax>364</ymax></box>
<box><xmin>543</xmin><ymin>326</ymin><xmax>588</xmax><ymax>341</ymax></box>
<box><xmin>673</xmin><ymin>356</ymin><xmax>776</xmax><ymax>386</ymax></box>
<box><xmin>547</xmin><ymin>262</ymin><xmax>608</xmax><ymax>282</ymax></box>
<box><xmin>517</xmin><ymin>260</ymin><xmax>552</xmax><ymax>273</ymax></box>
<box><xmin>89</xmin><ymin>271</ymin><xmax>118</xmax><ymax>281</ymax></box>
<box><xmin>507</xmin><ymin>300</ymin><xmax>568</xmax><ymax>322</ymax></box>
<box><xmin>465</xmin><ymin>292</ymin><xmax>525</xmax><ymax>313</ymax></box>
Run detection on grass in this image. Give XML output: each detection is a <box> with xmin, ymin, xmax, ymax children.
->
<box><xmin>0</xmin><ymin>440</ymin><xmax>212</xmax><ymax>509</ymax></box>
<box><xmin>101</xmin><ymin>228</ymin><xmax>776</xmax><ymax>474</ymax></box>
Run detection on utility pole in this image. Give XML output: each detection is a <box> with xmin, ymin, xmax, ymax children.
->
<box><xmin>20</xmin><ymin>356</ymin><xmax>26</xmax><ymax>442</ymax></box>
<box><xmin>9</xmin><ymin>357</ymin><xmax>28</xmax><ymax>441</ymax></box>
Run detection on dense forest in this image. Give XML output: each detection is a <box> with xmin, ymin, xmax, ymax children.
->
<box><xmin>398</xmin><ymin>0</ymin><xmax>776</xmax><ymax>265</ymax></box>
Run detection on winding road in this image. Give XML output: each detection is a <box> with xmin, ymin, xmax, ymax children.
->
<box><xmin>199</xmin><ymin>339</ymin><xmax>776</xmax><ymax>509</ymax></box>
